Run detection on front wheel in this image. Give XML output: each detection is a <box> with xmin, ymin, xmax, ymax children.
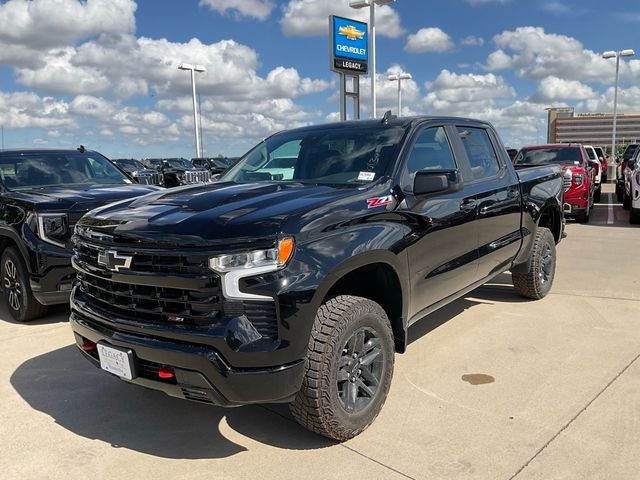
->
<box><xmin>290</xmin><ymin>296</ymin><xmax>395</xmax><ymax>441</ymax></box>
<box><xmin>1</xmin><ymin>247</ymin><xmax>48</xmax><ymax>322</ymax></box>
<box><xmin>512</xmin><ymin>227</ymin><xmax>556</xmax><ymax>300</ymax></box>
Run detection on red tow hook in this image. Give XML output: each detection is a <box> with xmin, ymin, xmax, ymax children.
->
<box><xmin>158</xmin><ymin>366</ymin><xmax>175</xmax><ymax>379</ymax></box>
<box><xmin>80</xmin><ymin>339</ymin><xmax>96</xmax><ymax>351</ymax></box>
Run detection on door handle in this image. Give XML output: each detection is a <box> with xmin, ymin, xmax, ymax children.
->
<box><xmin>460</xmin><ymin>199</ymin><xmax>477</xmax><ymax>212</ymax></box>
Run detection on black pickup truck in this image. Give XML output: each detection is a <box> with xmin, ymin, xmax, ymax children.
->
<box><xmin>0</xmin><ymin>148</ymin><xmax>161</xmax><ymax>322</ymax></box>
<box><xmin>70</xmin><ymin>116</ymin><xmax>564</xmax><ymax>441</ymax></box>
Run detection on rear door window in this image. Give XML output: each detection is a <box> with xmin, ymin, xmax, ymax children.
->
<box><xmin>456</xmin><ymin>127</ymin><xmax>501</xmax><ymax>180</ymax></box>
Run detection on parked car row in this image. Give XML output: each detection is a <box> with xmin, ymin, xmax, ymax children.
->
<box><xmin>111</xmin><ymin>157</ymin><xmax>239</xmax><ymax>188</ymax></box>
<box><xmin>1</xmin><ymin>115</ymin><xmax>566</xmax><ymax>442</ymax></box>
<box><xmin>513</xmin><ymin>143</ymin><xmax>597</xmax><ymax>223</ymax></box>
<box><xmin>621</xmin><ymin>143</ymin><xmax>640</xmax><ymax>223</ymax></box>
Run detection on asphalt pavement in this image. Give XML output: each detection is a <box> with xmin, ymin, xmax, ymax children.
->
<box><xmin>1</xmin><ymin>183</ymin><xmax>638</xmax><ymax>480</ymax></box>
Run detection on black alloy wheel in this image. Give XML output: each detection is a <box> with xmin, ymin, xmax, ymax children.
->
<box><xmin>1</xmin><ymin>247</ymin><xmax>48</xmax><ymax>322</ymax></box>
<box><xmin>337</xmin><ymin>327</ymin><xmax>384</xmax><ymax>413</ymax></box>
<box><xmin>291</xmin><ymin>295</ymin><xmax>395</xmax><ymax>441</ymax></box>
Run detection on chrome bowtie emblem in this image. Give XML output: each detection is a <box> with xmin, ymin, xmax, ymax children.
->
<box><xmin>97</xmin><ymin>250</ymin><xmax>132</xmax><ymax>272</ymax></box>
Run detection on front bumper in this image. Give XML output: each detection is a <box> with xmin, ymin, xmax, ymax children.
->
<box><xmin>30</xmin><ymin>264</ymin><xmax>76</xmax><ymax>305</ymax></box>
<box><xmin>70</xmin><ymin>307</ymin><xmax>305</xmax><ymax>406</ymax></box>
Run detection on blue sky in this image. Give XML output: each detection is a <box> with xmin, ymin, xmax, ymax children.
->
<box><xmin>1</xmin><ymin>0</ymin><xmax>639</xmax><ymax>158</ymax></box>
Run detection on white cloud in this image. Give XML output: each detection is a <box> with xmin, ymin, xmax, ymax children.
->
<box><xmin>0</xmin><ymin>0</ymin><xmax>136</xmax><ymax>49</ymax></box>
<box><xmin>485</xmin><ymin>26</ymin><xmax>633</xmax><ymax>85</ymax></box>
<box><xmin>461</xmin><ymin>35</ymin><xmax>484</xmax><ymax>46</ymax></box>
<box><xmin>199</xmin><ymin>0</ymin><xmax>274</xmax><ymax>21</ymax></box>
<box><xmin>0</xmin><ymin>91</ymin><xmax>74</xmax><ymax>129</ymax></box>
<box><xmin>358</xmin><ymin>65</ymin><xmax>421</xmax><ymax>117</ymax></box>
<box><xmin>405</xmin><ymin>28</ymin><xmax>453</xmax><ymax>53</ymax></box>
<box><xmin>577</xmin><ymin>86</ymin><xmax>640</xmax><ymax>114</ymax></box>
<box><xmin>532</xmin><ymin>76</ymin><xmax>596</xmax><ymax>102</ymax></box>
<box><xmin>281</xmin><ymin>0</ymin><xmax>403</xmax><ymax>38</ymax></box>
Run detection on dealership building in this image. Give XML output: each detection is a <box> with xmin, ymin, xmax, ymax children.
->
<box><xmin>547</xmin><ymin>107</ymin><xmax>640</xmax><ymax>150</ymax></box>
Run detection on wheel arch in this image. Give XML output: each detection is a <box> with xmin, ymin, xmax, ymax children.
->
<box><xmin>312</xmin><ymin>252</ymin><xmax>409</xmax><ymax>353</ymax></box>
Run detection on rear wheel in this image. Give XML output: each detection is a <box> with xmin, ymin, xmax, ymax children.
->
<box><xmin>290</xmin><ymin>295</ymin><xmax>395</xmax><ymax>441</ymax></box>
<box><xmin>512</xmin><ymin>227</ymin><xmax>556</xmax><ymax>300</ymax></box>
<box><xmin>1</xmin><ymin>247</ymin><xmax>48</xmax><ymax>322</ymax></box>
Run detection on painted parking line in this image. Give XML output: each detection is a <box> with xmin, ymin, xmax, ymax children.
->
<box><xmin>608</xmin><ymin>192</ymin><xmax>614</xmax><ymax>225</ymax></box>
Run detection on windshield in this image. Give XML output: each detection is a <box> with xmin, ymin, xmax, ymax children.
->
<box><xmin>166</xmin><ymin>158</ymin><xmax>193</xmax><ymax>169</ymax></box>
<box><xmin>0</xmin><ymin>152</ymin><xmax>130</xmax><ymax>190</ymax></box>
<box><xmin>115</xmin><ymin>159</ymin><xmax>144</xmax><ymax>170</ymax></box>
<box><xmin>514</xmin><ymin>147</ymin><xmax>582</xmax><ymax>165</ymax></box>
<box><xmin>220</xmin><ymin>126</ymin><xmax>406</xmax><ymax>185</ymax></box>
<box><xmin>623</xmin><ymin>145</ymin><xmax>639</xmax><ymax>160</ymax></box>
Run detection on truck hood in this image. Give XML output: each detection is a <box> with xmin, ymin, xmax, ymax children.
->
<box><xmin>10</xmin><ymin>184</ymin><xmax>162</xmax><ymax>214</ymax></box>
<box><xmin>81</xmin><ymin>181</ymin><xmax>373</xmax><ymax>247</ymax></box>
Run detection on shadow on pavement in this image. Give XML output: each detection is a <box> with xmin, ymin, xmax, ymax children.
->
<box><xmin>0</xmin><ymin>302</ymin><xmax>70</xmax><ymax>326</ymax></box>
<box><xmin>408</xmin><ymin>273</ymin><xmax>530</xmax><ymax>345</ymax></box>
<box><xmin>10</xmin><ymin>345</ymin><xmax>333</xmax><ymax>460</ymax></box>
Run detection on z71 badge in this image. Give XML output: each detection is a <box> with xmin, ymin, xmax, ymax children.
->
<box><xmin>366</xmin><ymin>195</ymin><xmax>394</xmax><ymax>209</ymax></box>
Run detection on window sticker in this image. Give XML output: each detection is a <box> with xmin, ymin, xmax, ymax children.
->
<box><xmin>357</xmin><ymin>171</ymin><xmax>376</xmax><ymax>181</ymax></box>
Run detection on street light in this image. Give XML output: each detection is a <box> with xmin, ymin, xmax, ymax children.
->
<box><xmin>178</xmin><ymin>63</ymin><xmax>206</xmax><ymax>158</ymax></box>
<box><xmin>350</xmin><ymin>0</ymin><xmax>396</xmax><ymax>119</ymax></box>
<box><xmin>602</xmin><ymin>49</ymin><xmax>634</xmax><ymax>163</ymax></box>
<box><xmin>388</xmin><ymin>72</ymin><xmax>411</xmax><ymax>115</ymax></box>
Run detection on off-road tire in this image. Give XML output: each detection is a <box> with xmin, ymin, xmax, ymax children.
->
<box><xmin>512</xmin><ymin>227</ymin><xmax>556</xmax><ymax>300</ymax></box>
<box><xmin>623</xmin><ymin>193</ymin><xmax>630</xmax><ymax>210</ymax></box>
<box><xmin>290</xmin><ymin>295</ymin><xmax>395</xmax><ymax>441</ymax></box>
<box><xmin>1</xmin><ymin>247</ymin><xmax>48</xmax><ymax>322</ymax></box>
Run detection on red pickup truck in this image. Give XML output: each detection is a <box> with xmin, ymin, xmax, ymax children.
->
<box><xmin>514</xmin><ymin>144</ymin><xmax>594</xmax><ymax>222</ymax></box>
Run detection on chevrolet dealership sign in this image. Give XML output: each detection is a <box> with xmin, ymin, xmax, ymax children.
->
<box><xmin>330</xmin><ymin>15</ymin><xmax>368</xmax><ymax>74</ymax></box>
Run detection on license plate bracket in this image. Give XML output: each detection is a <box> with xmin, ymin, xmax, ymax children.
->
<box><xmin>97</xmin><ymin>343</ymin><xmax>136</xmax><ymax>380</ymax></box>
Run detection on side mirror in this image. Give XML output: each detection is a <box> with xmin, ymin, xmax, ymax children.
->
<box><xmin>413</xmin><ymin>169</ymin><xmax>462</xmax><ymax>196</ymax></box>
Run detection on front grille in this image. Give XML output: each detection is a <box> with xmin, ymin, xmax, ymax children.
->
<box><xmin>78</xmin><ymin>271</ymin><xmax>222</xmax><ymax>326</ymax></box>
<box><xmin>563</xmin><ymin>174</ymin><xmax>572</xmax><ymax>191</ymax></box>
<box><xmin>136</xmin><ymin>173</ymin><xmax>152</xmax><ymax>185</ymax></box>
<box><xmin>186</xmin><ymin>170</ymin><xmax>210</xmax><ymax>184</ymax></box>
<box><xmin>74</xmin><ymin>240</ymin><xmax>209</xmax><ymax>275</ymax></box>
<box><xmin>73</xmin><ymin>236</ymin><xmax>279</xmax><ymax>338</ymax></box>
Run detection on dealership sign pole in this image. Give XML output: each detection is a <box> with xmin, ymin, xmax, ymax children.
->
<box><xmin>330</xmin><ymin>15</ymin><xmax>368</xmax><ymax>121</ymax></box>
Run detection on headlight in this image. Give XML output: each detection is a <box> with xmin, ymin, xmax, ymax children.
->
<box><xmin>209</xmin><ymin>237</ymin><xmax>295</xmax><ymax>300</ymax></box>
<box><xmin>37</xmin><ymin>213</ymin><xmax>68</xmax><ymax>248</ymax></box>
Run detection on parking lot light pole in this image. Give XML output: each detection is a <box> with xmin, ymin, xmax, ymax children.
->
<box><xmin>602</xmin><ymin>49</ymin><xmax>634</xmax><ymax>162</ymax></box>
<box><xmin>388</xmin><ymin>72</ymin><xmax>411</xmax><ymax>115</ymax></box>
<box><xmin>178</xmin><ymin>63</ymin><xmax>206</xmax><ymax>158</ymax></box>
<box><xmin>350</xmin><ymin>0</ymin><xmax>396</xmax><ymax>119</ymax></box>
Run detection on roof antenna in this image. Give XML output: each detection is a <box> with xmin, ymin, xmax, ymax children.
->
<box><xmin>77</xmin><ymin>145</ymin><xmax>86</xmax><ymax>153</ymax></box>
<box><xmin>380</xmin><ymin>110</ymin><xmax>396</xmax><ymax>125</ymax></box>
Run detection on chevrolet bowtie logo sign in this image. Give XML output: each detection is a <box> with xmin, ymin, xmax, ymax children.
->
<box><xmin>97</xmin><ymin>250</ymin><xmax>133</xmax><ymax>272</ymax></box>
<box><xmin>338</xmin><ymin>25</ymin><xmax>365</xmax><ymax>41</ymax></box>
